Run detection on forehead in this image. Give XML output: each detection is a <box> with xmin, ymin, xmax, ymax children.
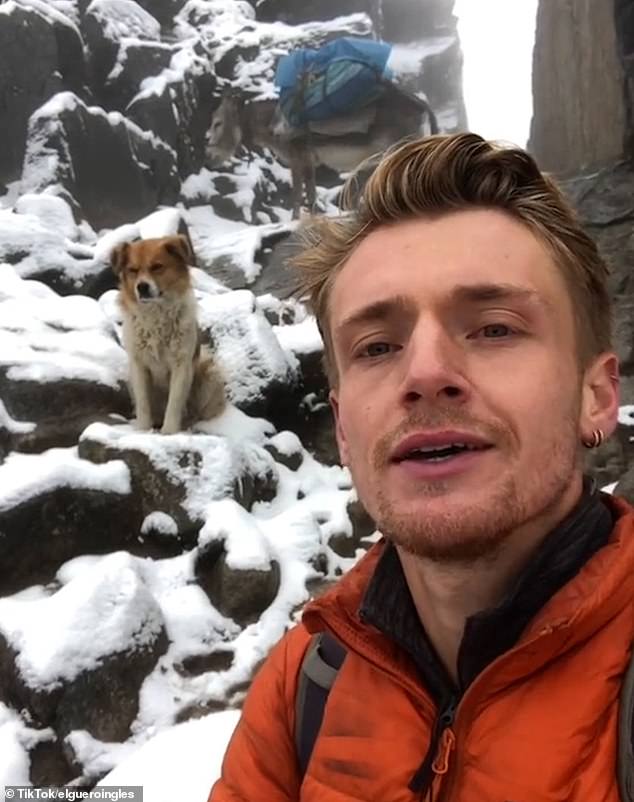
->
<box><xmin>329</xmin><ymin>209</ymin><xmax>569</xmax><ymax>331</ymax></box>
<box><xmin>125</xmin><ymin>240</ymin><xmax>167</xmax><ymax>266</ymax></box>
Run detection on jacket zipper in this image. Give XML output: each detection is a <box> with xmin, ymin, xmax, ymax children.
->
<box><xmin>413</xmin><ymin>622</ymin><xmax>569</xmax><ymax>802</ymax></box>
<box><xmin>408</xmin><ymin>695</ymin><xmax>458</xmax><ymax>798</ymax></box>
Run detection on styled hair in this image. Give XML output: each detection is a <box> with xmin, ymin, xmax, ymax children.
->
<box><xmin>289</xmin><ymin>133</ymin><xmax>612</xmax><ymax>388</ymax></box>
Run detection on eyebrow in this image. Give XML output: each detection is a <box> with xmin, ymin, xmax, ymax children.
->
<box><xmin>335</xmin><ymin>282</ymin><xmax>552</xmax><ymax>338</ymax></box>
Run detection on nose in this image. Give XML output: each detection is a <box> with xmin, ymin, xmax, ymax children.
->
<box><xmin>137</xmin><ymin>281</ymin><xmax>151</xmax><ymax>298</ymax></box>
<box><xmin>399</xmin><ymin>320</ymin><xmax>470</xmax><ymax>406</ymax></box>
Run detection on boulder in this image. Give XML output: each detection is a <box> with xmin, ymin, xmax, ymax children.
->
<box><xmin>198</xmin><ymin>290</ymin><xmax>300</xmax><ymax>417</ymax></box>
<box><xmin>529</xmin><ymin>0</ymin><xmax>627</xmax><ymax>173</ymax></box>
<box><xmin>82</xmin><ymin>0</ymin><xmax>160</xmax><ymax>97</ymax></box>
<box><xmin>195</xmin><ymin>500</ymin><xmax>281</xmax><ymax>626</ymax></box>
<box><xmin>0</xmin><ymin>209</ymin><xmax>100</xmax><ymax>296</ymax></box>
<box><xmin>0</xmin><ymin>5</ymin><xmax>63</xmax><ymax>185</ymax></box>
<box><xmin>24</xmin><ymin>1</ymin><xmax>87</xmax><ymax>95</ymax></box>
<box><xmin>0</xmin><ymin>456</ymin><xmax>136</xmax><ymax>594</ymax></box>
<box><xmin>126</xmin><ymin>43</ymin><xmax>217</xmax><ymax>177</ymax></box>
<box><xmin>78</xmin><ymin>422</ymin><xmax>280</xmax><ymax>541</ymax></box>
<box><xmin>196</xmin><ymin>543</ymin><xmax>281</xmax><ymax>627</ymax></box>
<box><xmin>133</xmin><ymin>0</ymin><xmax>186</xmax><ymax>28</ymax></box>
<box><xmin>103</xmin><ymin>39</ymin><xmax>174</xmax><ymax>110</ymax></box>
<box><xmin>182</xmin><ymin>160</ymin><xmax>292</xmax><ymax>226</ymax></box>
<box><xmin>0</xmin><ymin>554</ymin><xmax>168</xmax><ymax>740</ymax></box>
<box><xmin>21</xmin><ymin>92</ymin><xmax>179</xmax><ymax>230</ymax></box>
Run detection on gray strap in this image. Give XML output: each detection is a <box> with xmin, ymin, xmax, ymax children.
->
<box><xmin>302</xmin><ymin>635</ymin><xmax>341</xmax><ymax>689</ymax></box>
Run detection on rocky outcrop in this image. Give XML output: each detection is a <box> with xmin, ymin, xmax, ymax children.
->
<box><xmin>0</xmin><ymin>4</ymin><xmax>82</xmax><ymax>186</ymax></box>
<box><xmin>21</xmin><ymin>93</ymin><xmax>179</xmax><ymax>230</ymax></box>
<box><xmin>254</xmin><ymin>0</ymin><xmax>380</xmax><ymax>28</ymax></box>
<box><xmin>126</xmin><ymin>43</ymin><xmax>217</xmax><ymax>178</ymax></box>
<box><xmin>0</xmin><ymin>553</ymin><xmax>168</xmax><ymax>743</ymax></box>
<box><xmin>529</xmin><ymin>0</ymin><xmax>627</xmax><ymax>174</ymax></box>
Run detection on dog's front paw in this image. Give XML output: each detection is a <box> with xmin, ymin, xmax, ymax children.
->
<box><xmin>160</xmin><ymin>419</ymin><xmax>181</xmax><ymax>435</ymax></box>
<box><xmin>135</xmin><ymin>414</ymin><xmax>153</xmax><ymax>431</ymax></box>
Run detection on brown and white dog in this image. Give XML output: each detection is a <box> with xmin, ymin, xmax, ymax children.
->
<box><xmin>111</xmin><ymin>235</ymin><xmax>226</xmax><ymax>434</ymax></box>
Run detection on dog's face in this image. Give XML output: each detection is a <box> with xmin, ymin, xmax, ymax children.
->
<box><xmin>111</xmin><ymin>236</ymin><xmax>193</xmax><ymax>305</ymax></box>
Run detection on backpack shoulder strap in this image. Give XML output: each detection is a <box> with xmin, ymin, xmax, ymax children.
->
<box><xmin>618</xmin><ymin>643</ymin><xmax>634</xmax><ymax>801</ymax></box>
<box><xmin>295</xmin><ymin>631</ymin><xmax>347</xmax><ymax>777</ymax></box>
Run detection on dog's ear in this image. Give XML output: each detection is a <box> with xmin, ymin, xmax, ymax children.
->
<box><xmin>111</xmin><ymin>242</ymin><xmax>130</xmax><ymax>277</ymax></box>
<box><xmin>164</xmin><ymin>235</ymin><xmax>193</xmax><ymax>266</ymax></box>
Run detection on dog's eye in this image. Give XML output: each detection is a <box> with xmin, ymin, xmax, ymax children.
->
<box><xmin>150</xmin><ymin>263</ymin><xmax>164</xmax><ymax>273</ymax></box>
<box><xmin>127</xmin><ymin>267</ymin><xmax>139</xmax><ymax>276</ymax></box>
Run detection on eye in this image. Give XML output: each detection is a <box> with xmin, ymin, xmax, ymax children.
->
<box><xmin>127</xmin><ymin>267</ymin><xmax>139</xmax><ymax>276</ymax></box>
<box><xmin>150</xmin><ymin>263</ymin><xmax>164</xmax><ymax>273</ymax></box>
<box><xmin>356</xmin><ymin>342</ymin><xmax>397</xmax><ymax>359</ymax></box>
<box><xmin>476</xmin><ymin>323</ymin><xmax>517</xmax><ymax>339</ymax></box>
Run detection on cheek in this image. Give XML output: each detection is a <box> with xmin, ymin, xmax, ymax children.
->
<box><xmin>338</xmin><ymin>395</ymin><xmax>376</xmax><ymax>454</ymax></box>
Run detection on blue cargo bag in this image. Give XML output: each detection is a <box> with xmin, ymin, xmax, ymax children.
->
<box><xmin>275</xmin><ymin>37</ymin><xmax>393</xmax><ymax>127</ymax></box>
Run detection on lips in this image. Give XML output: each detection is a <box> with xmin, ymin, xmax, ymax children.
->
<box><xmin>392</xmin><ymin>430</ymin><xmax>493</xmax><ymax>462</ymax></box>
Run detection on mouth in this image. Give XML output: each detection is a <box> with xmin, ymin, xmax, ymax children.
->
<box><xmin>136</xmin><ymin>291</ymin><xmax>162</xmax><ymax>303</ymax></box>
<box><xmin>391</xmin><ymin>433</ymin><xmax>495</xmax><ymax>480</ymax></box>
<box><xmin>395</xmin><ymin>442</ymin><xmax>492</xmax><ymax>463</ymax></box>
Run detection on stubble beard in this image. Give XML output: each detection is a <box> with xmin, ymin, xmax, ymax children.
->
<box><xmin>357</xmin><ymin>406</ymin><xmax>582</xmax><ymax>565</ymax></box>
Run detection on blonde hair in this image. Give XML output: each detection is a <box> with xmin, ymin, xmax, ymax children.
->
<box><xmin>289</xmin><ymin>133</ymin><xmax>612</xmax><ymax>387</ymax></box>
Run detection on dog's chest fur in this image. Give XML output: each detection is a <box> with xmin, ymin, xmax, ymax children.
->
<box><xmin>123</xmin><ymin>294</ymin><xmax>198</xmax><ymax>384</ymax></box>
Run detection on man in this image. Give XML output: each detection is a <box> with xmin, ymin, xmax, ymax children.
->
<box><xmin>209</xmin><ymin>133</ymin><xmax>630</xmax><ymax>801</ymax></box>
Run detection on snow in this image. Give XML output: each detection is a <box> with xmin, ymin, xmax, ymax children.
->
<box><xmin>199</xmin><ymin>499</ymin><xmax>273</xmax><ymax>570</ymax></box>
<box><xmin>133</xmin><ymin>42</ymin><xmax>211</xmax><ymax>107</ymax></box>
<box><xmin>619</xmin><ymin>405</ymin><xmax>634</xmax><ymax>426</ymax></box>
<box><xmin>86</xmin><ymin>0</ymin><xmax>160</xmax><ymax>42</ymax></box>
<box><xmin>174</xmin><ymin>2</ymin><xmax>372</xmax><ymax>96</ymax></box>
<box><xmin>0</xmin><ymin>0</ymin><xmax>628</xmax><ymax>795</ymax></box>
<box><xmin>0</xmin><ymin>401</ymin><xmax>36</xmax><ymax>435</ymax></box>
<box><xmin>0</xmin><ymin>703</ymin><xmax>53</xmax><ymax>787</ymax></box>
<box><xmin>22</xmin><ymin>92</ymin><xmax>177</xmax><ymax>201</ymax></box>
<box><xmin>1</xmin><ymin>0</ymin><xmax>81</xmax><ymax>34</ymax></box>
<box><xmin>14</xmin><ymin>193</ymin><xmax>79</xmax><ymax>241</ymax></box>
<box><xmin>274</xmin><ymin>315</ymin><xmax>323</xmax><ymax>355</ymax></box>
<box><xmin>198</xmin><ymin>289</ymin><xmax>300</xmax><ymax>406</ymax></box>
<box><xmin>0</xmin><ymin>265</ymin><xmax>127</xmax><ymax>388</ymax></box>
<box><xmin>0</xmin><ymin>209</ymin><xmax>98</xmax><ymax>284</ymax></box>
<box><xmin>142</xmin><ymin>511</ymin><xmax>179</xmax><ymax>537</ymax></box>
<box><xmin>0</xmin><ymin>552</ymin><xmax>163</xmax><ymax>688</ymax></box>
<box><xmin>186</xmin><ymin>211</ymin><xmax>295</xmax><ymax>283</ymax></box>
<box><xmin>96</xmin><ymin>711</ymin><xmax>240</xmax><ymax>800</ymax></box>
<box><xmin>387</xmin><ymin>38</ymin><xmax>458</xmax><ymax>79</ymax></box>
<box><xmin>0</xmin><ymin>448</ymin><xmax>131</xmax><ymax>512</ymax></box>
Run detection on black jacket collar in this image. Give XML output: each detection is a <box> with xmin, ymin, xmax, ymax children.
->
<box><xmin>359</xmin><ymin>475</ymin><xmax>615</xmax><ymax>702</ymax></box>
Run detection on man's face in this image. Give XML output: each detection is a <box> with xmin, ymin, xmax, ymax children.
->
<box><xmin>329</xmin><ymin>209</ymin><xmax>598</xmax><ymax>562</ymax></box>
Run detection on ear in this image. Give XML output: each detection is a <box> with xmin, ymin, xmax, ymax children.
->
<box><xmin>111</xmin><ymin>242</ymin><xmax>130</xmax><ymax>277</ymax></box>
<box><xmin>329</xmin><ymin>389</ymin><xmax>350</xmax><ymax>467</ymax></box>
<box><xmin>164</xmin><ymin>235</ymin><xmax>193</xmax><ymax>265</ymax></box>
<box><xmin>579</xmin><ymin>352</ymin><xmax>620</xmax><ymax>444</ymax></box>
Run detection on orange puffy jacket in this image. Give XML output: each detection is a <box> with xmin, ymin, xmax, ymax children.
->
<box><xmin>209</xmin><ymin>492</ymin><xmax>634</xmax><ymax>802</ymax></box>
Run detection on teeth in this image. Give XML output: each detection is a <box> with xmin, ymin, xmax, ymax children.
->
<box><xmin>412</xmin><ymin>442</ymin><xmax>476</xmax><ymax>454</ymax></box>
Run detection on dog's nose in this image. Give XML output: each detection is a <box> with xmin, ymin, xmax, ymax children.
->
<box><xmin>137</xmin><ymin>282</ymin><xmax>151</xmax><ymax>298</ymax></box>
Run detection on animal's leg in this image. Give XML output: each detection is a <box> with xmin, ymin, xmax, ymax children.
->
<box><xmin>290</xmin><ymin>156</ymin><xmax>303</xmax><ymax>219</ymax></box>
<box><xmin>129</xmin><ymin>360</ymin><xmax>153</xmax><ymax>430</ymax></box>
<box><xmin>161</xmin><ymin>360</ymin><xmax>194</xmax><ymax>434</ymax></box>
<box><xmin>304</xmin><ymin>158</ymin><xmax>316</xmax><ymax>213</ymax></box>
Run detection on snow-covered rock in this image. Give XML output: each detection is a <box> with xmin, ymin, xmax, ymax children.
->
<box><xmin>0</xmin><ymin>552</ymin><xmax>168</xmax><ymax>741</ymax></box>
<box><xmin>21</xmin><ymin>92</ymin><xmax>179</xmax><ymax>230</ymax></box>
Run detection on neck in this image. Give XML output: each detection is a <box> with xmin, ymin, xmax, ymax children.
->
<box><xmin>397</xmin><ymin>473</ymin><xmax>585</xmax><ymax>683</ymax></box>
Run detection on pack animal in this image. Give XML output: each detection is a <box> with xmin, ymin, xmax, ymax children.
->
<box><xmin>205</xmin><ymin>86</ymin><xmax>438</xmax><ymax>218</ymax></box>
<box><xmin>111</xmin><ymin>236</ymin><xmax>226</xmax><ymax>434</ymax></box>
